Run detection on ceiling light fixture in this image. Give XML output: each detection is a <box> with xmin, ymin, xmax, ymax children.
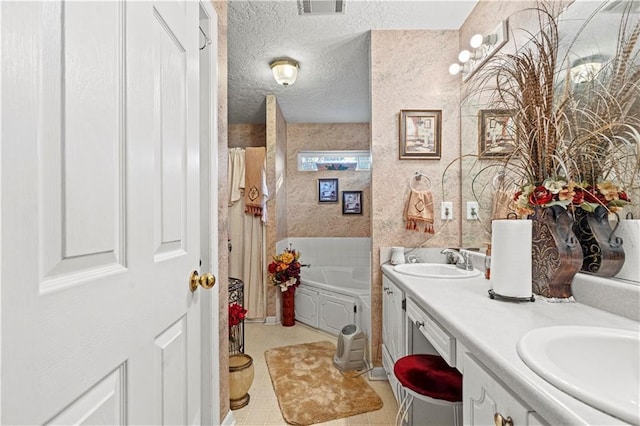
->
<box><xmin>270</xmin><ymin>59</ymin><xmax>299</xmax><ymax>87</ymax></box>
<box><xmin>449</xmin><ymin>20</ymin><xmax>508</xmax><ymax>81</ymax></box>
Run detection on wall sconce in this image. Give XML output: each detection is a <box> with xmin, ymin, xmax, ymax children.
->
<box><xmin>270</xmin><ymin>58</ymin><xmax>299</xmax><ymax>87</ymax></box>
<box><xmin>449</xmin><ymin>20</ymin><xmax>508</xmax><ymax>81</ymax></box>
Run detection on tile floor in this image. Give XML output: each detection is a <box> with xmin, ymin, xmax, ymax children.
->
<box><xmin>232</xmin><ymin>322</ymin><xmax>399</xmax><ymax>426</ymax></box>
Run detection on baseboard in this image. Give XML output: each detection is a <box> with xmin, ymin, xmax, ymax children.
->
<box><xmin>220</xmin><ymin>410</ymin><xmax>235</xmax><ymax>426</ymax></box>
<box><xmin>264</xmin><ymin>316</ymin><xmax>278</xmax><ymax>325</ymax></box>
<box><xmin>367</xmin><ymin>366</ymin><xmax>388</xmax><ymax>381</ymax></box>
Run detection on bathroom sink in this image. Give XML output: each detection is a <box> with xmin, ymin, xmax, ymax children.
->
<box><xmin>393</xmin><ymin>263</ymin><xmax>481</xmax><ymax>279</ymax></box>
<box><xmin>517</xmin><ymin>326</ymin><xmax>640</xmax><ymax>424</ymax></box>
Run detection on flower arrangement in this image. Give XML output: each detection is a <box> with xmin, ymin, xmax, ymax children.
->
<box><xmin>512</xmin><ymin>178</ymin><xmax>577</xmax><ymax>217</ymax></box>
<box><xmin>228</xmin><ymin>302</ymin><xmax>247</xmax><ymax>354</ymax></box>
<box><xmin>512</xmin><ymin>178</ymin><xmax>631</xmax><ymax>216</ymax></box>
<box><xmin>267</xmin><ymin>247</ymin><xmax>301</xmax><ymax>292</ymax></box>
<box><xmin>229</xmin><ymin>302</ymin><xmax>247</xmax><ymax>328</ymax></box>
<box><xmin>576</xmin><ymin>181</ymin><xmax>631</xmax><ymax>213</ymax></box>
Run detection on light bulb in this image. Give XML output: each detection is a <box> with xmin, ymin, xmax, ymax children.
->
<box><xmin>449</xmin><ymin>63</ymin><xmax>462</xmax><ymax>75</ymax></box>
<box><xmin>470</xmin><ymin>33</ymin><xmax>484</xmax><ymax>49</ymax></box>
<box><xmin>458</xmin><ymin>50</ymin><xmax>472</xmax><ymax>63</ymax></box>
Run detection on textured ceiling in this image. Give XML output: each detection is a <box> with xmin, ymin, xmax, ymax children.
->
<box><xmin>227</xmin><ymin>1</ymin><xmax>480</xmax><ymax>124</ymax></box>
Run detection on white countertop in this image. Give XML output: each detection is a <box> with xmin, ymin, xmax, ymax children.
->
<box><xmin>382</xmin><ymin>263</ymin><xmax>640</xmax><ymax>426</ymax></box>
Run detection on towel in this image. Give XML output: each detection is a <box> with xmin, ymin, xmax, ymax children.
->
<box><xmin>492</xmin><ymin>187</ymin><xmax>514</xmax><ymax>220</ymax></box>
<box><xmin>228</xmin><ymin>148</ymin><xmax>246</xmax><ymax>206</ymax></box>
<box><xmin>404</xmin><ymin>189</ymin><xmax>435</xmax><ymax>233</ymax></box>
<box><xmin>244</xmin><ymin>147</ymin><xmax>266</xmax><ymax>217</ymax></box>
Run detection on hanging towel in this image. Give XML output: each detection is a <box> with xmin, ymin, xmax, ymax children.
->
<box><xmin>244</xmin><ymin>147</ymin><xmax>266</xmax><ymax>216</ymax></box>
<box><xmin>228</xmin><ymin>148</ymin><xmax>246</xmax><ymax>206</ymax></box>
<box><xmin>492</xmin><ymin>187</ymin><xmax>514</xmax><ymax>220</ymax></box>
<box><xmin>404</xmin><ymin>189</ymin><xmax>435</xmax><ymax>233</ymax></box>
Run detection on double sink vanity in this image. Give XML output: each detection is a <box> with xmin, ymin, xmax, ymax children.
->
<box><xmin>381</xmin><ymin>253</ymin><xmax>640</xmax><ymax>425</ymax></box>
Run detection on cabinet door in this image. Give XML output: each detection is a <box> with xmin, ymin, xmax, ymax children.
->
<box><xmin>464</xmin><ymin>354</ymin><xmax>543</xmax><ymax>426</ymax></box>
<box><xmin>295</xmin><ymin>287</ymin><xmax>319</xmax><ymax>327</ymax></box>
<box><xmin>382</xmin><ymin>276</ymin><xmax>405</xmax><ymax>362</ymax></box>
<box><xmin>318</xmin><ymin>293</ymin><xmax>356</xmax><ymax>335</ymax></box>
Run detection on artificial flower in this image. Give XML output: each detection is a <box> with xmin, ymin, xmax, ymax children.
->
<box><xmin>267</xmin><ymin>247</ymin><xmax>302</xmax><ymax>292</ymax></box>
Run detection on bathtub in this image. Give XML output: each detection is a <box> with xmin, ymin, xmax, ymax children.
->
<box><xmin>300</xmin><ymin>266</ymin><xmax>370</xmax><ymax>297</ymax></box>
<box><xmin>295</xmin><ymin>266</ymin><xmax>370</xmax><ymax>336</ymax></box>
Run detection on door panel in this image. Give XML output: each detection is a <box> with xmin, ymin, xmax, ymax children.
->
<box><xmin>45</xmin><ymin>366</ymin><xmax>127</xmax><ymax>425</ymax></box>
<box><xmin>1</xmin><ymin>1</ymin><xmax>203</xmax><ymax>424</ymax></box>
<box><xmin>154</xmin><ymin>8</ymin><xmax>187</xmax><ymax>256</ymax></box>
<box><xmin>155</xmin><ymin>317</ymin><xmax>188</xmax><ymax>425</ymax></box>
<box><xmin>39</xmin><ymin>1</ymin><xmax>126</xmax><ymax>292</ymax></box>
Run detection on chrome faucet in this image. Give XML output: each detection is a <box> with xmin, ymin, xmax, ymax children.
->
<box><xmin>441</xmin><ymin>249</ymin><xmax>474</xmax><ymax>271</ymax></box>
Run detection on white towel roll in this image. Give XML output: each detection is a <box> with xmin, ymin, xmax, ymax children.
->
<box><xmin>491</xmin><ymin>220</ymin><xmax>532</xmax><ymax>298</ymax></box>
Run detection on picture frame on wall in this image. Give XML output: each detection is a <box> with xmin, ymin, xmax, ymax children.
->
<box><xmin>478</xmin><ymin>109</ymin><xmax>517</xmax><ymax>158</ymax></box>
<box><xmin>342</xmin><ymin>191</ymin><xmax>362</xmax><ymax>215</ymax></box>
<box><xmin>318</xmin><ymin>178</ymin><xmax>339</xmax><ymax>203</ymax></box>
<box><xmin>399</xmin><ymin>109</ymin><xmax>442</xmax><ymax>160</ymax></box>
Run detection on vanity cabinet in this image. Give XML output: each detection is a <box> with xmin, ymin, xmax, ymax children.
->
<box><xmin>382</xmin><ymin>275</ymin><xmax>405</xmax><ymax>400</ymax></box>
<box><xmin>463</xmin><ymin>353</ymin><xmax>545</xmax><ymax>426</ymax></box>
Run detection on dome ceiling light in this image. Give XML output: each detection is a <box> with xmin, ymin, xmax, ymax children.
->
<box><xmin>270</xmin><ymin>59</ymin><xmax>300</xmax><ymax>87</ymax></box>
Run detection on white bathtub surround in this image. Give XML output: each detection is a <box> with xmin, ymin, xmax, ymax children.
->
<box><xmin>296</xmin><ymin>266</ymin><xmax>368</xmax><ymax>336</ymax></box>
<box><xmin>278</xmin><ymin>237</ymin><xmax>372</xmax><ymax>336</ymax></box>
<box><xmin>283</xmin><ymin>237</ymin><xmax>371</xmax><ymax>268</ymax></box>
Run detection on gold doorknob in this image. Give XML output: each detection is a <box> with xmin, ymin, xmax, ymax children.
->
<box><xmin>189</xmin><ymin>271</ymin><xmax>216</xmax><ymax>292</ymax></box>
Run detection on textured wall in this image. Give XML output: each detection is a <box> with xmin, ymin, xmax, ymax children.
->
<box><xmin>228</xmin><ymin>123</ymin><xmax>266</xmax><ymax>148</ymax></box>
<box><xmin>287</xmin><ymin>123</ymin><xmax>371</xmax><ymax>237</ymax></box>
<box><xmin>370</xmin><ymin>29</ymin><xmax>462</xmax><ymax>366</ymax></box>
<box><xmin>264</xmin><ymin>96</ymin><xmax>288</xmax><ymax>318</ymax></box>
<box><xmin>212</xmin><ymin>0</ymin><xmax>230</xmax><ymax>419</ymax></box>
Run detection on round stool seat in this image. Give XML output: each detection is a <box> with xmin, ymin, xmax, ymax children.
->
<box><xmin>394</xmin><ymin>354</ymin><xmax>462</xmax><ymax>403</ymax></box>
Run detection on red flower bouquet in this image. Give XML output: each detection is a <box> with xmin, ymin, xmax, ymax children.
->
<box><xmin>267</xmin><ymin>247</ymin><xmax>301</xmax><ymax>292</ymax></box>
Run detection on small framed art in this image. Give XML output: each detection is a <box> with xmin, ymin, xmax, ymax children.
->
<box><xmin>318</xmin><ymin>178</ymin><xmax>339</xmax><ymax>203</ymax></box>
<box><xmin>399</xmin><ymin>109</ymin><xmax>442</xmax><ymax>160</ymax></box>
<box><xmin>478</xmin><ymin>109</ymin><xmax>517</xmax><ymax>158</ymax></box>
<box><xmin>342</xmin><ymin>191</ymin><xmax>362</xmax><ymax>215</ymax></box>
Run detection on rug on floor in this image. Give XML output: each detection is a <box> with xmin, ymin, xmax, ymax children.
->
<box><xmin>264</xmin><ymin>340</ymin><xmax>383</xmax><ymax>425</ymax></box>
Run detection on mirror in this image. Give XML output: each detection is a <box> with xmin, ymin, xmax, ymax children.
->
<box><xmin>459</xmin><ymin>0</ymin><xmax>640</xmax><ymax>251</ymax></box>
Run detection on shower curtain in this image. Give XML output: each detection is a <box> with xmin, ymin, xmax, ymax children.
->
<box><xmin>228</xmin><ymin>147</ymin><xmax>266</xmax><ymax>319</ymax></box>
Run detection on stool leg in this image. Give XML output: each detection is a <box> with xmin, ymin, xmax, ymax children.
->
<box><xmin>395</xmin><ymin>391</ymin><xmax>413</xmax><ymax>426</ymax></box>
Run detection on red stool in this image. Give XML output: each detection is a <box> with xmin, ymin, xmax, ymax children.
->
<box><xmin>393</xmin><ymin>354</ymin><xmax>463</xmax><ymax>426</ymax></box>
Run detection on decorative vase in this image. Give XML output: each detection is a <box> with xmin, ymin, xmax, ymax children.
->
<box><xmin>229</xmin><ymin>353</ymin><xmax>254</xmax><ymax>410</ymax></box>
<box><xmin>281</xmin><ymin>286</ymin><xmax>296</xmax><ymax>327</ymax></box>
<box><xmin>530</xmin><ymin>205</ymin><xmax>583</xmax><ymax>298</ymax></box>
<box><xmin>573</xmin><ymin>206</ymin><xmax>625</xmax><ymax>277</ymax></box>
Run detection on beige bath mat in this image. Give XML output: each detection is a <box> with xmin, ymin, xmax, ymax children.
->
<box><xmin>264</xmin><ymin>340</ymin><xmax>383</xmax><ymax>425</ymax></box>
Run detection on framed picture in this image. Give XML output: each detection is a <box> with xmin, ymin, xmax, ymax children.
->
<box><xmin>479</xmin><ymin>109</ymin><xmax>517</xmax><ymax>158</ymax></box>
<box><xmin>399</xmin><ymin>109</ymin><xmax>442</xmax><ymax>160</ymax></box>
<box><xmin>342</xmin><ymin>191</ymin><xmax>362</xmax><ymax>215</ymax></box>
<box><xmin>318</xmin><ymin>178</ymin><xmax>339</xmax><ymax>203</ymax></box>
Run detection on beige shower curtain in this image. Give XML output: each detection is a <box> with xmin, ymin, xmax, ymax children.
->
<box><xmin>228</xmin><ymin>147</ymin><xmax>266</xmax><ymax>319</ymax></box>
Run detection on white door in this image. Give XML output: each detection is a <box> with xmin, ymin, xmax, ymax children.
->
<box><xmin>1</xmin><ymin>1</ymin><xmax>210</xmax><ymax>424</ymax></box>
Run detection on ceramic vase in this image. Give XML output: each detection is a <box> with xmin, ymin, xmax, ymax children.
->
<box><xmin>229</xmin><ymin>353</ymin><xmax>254</xmax><ymax>410</ymax></box>
<box><xmin>573</xmin><ymin>206</ymin><xmax>625</xmax><ymax>277</ymax></box>
<box><xmin>281</xmin><ymin>287</ymin><xmax>296</xmax><ymax>326</ymax></box>
<box><xmin>529</xmin><ymin>205</ymin><xmax>583</xmax><ymax>298</ymax></box>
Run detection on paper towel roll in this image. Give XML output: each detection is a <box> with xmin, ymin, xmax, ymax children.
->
<box><xmin>615</xmin><ymin>220</ymin><xmax>640</xmax><ymax>283</ymax></box>
<box><xmin>491</xmin><ymin>220</ymin><xmax>532</xmax><ymax>298</ymax></box>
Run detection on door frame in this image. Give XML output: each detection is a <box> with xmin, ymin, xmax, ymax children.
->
<box><xmin>198</xmin><ymin>1</ymin><xmax>220</xmax><ymax>424</ymax></box>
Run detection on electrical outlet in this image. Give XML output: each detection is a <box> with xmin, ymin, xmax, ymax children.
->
<box><xmin>441</xmin><ymin>202</ymin><xmax>453</xmax><ymax>220</ymax></box>
<box><xmin>467</xmin><ymin>201</ymin><xmax>479</xmax><ymax>220</ymax></box>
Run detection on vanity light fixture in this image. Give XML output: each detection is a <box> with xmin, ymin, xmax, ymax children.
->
<box><xmin>270</xmin><ymin>58</ymin><xmax>299</xmax><ymax>87</ymax></box>
<box><xmin>449</xmin><ymin>20</ymin><xmax>508</xmax><ymax>81</ymax></box>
